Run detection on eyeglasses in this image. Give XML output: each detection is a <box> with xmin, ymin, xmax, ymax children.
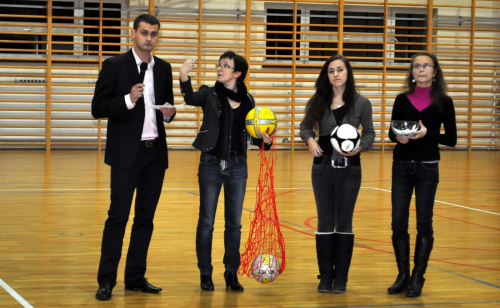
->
<box><xmin>216</xmin><ymin>64</ymin><xmax>234</xmax><ymax>70</ymax></box>
<box><xmin>412</xmin><ymin>64</ymin><xmax>434</xmax><ymax>70</ymax></box>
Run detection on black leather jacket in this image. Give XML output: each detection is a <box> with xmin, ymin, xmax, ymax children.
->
<box><xmin>180</xmin><ymin>77</ymin><xmax>270</xmax><ymax>153</ymax></box>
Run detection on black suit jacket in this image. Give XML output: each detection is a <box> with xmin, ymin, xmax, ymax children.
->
<box><xmin>91</xmin><ymin>49</ymin><xmax>174</xmax><ymax>169</ymax></box>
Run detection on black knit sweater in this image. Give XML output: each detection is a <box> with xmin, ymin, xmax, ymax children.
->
<box><xmin>388</xmin><ymin>93</ymin><xmax>457</xmax><ymax>161</ymax></box>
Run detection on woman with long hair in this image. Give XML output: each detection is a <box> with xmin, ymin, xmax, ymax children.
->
<box><xmin>300</xmin><ymin>55</ymin><xmax>375</xmax><ymax>293</ymax></box>
<box><xmin>387</xmin><ymin>52</ymin><xmax>457</xmax><ymax>297</ymax></box>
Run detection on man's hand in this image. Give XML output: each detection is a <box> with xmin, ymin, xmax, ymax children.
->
<box><xmin>160</xmin><ymin>104</ymin><xmax>176</xmax><ymax>117</ymax></box>
<box><xmin>130</xmin><ymin>83</ymin><xmax>144</xmax><ymax>103</ymax></box>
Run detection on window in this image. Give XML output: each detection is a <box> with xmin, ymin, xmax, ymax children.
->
<box><xmin>83</xmin><ymin>2</ymin><xmax>122</xmax><ymax>55</ymax></box>
<box><xmin>0</xmin><ymin>0</ymin><xmax>48</xmax><ymax>22</ymax></box>
<box><xmin>308</xmin><ymin>10</ymin><xmax>338</xmax><ymax>60</ymax></box>
<box><xmin>0</xmin><ymin>0</ymin><xmax>75</xmax><ymax>54</ymax></box>
<box><xmin>343</xmin><ymin>11</ymin><xmax>384</xmax><ymax>62</ymax></box>
<box><xmin>265</xmin><ymin>3</ymin><xmax>431</xmax><ymax>65</ymax></box>
<box><xmin>393</xmin><ymin>13</ymin><xmax>428</xmax><ymax>62</ymax></box>
<box><xmin>265</xmin><ymin>8</ymin><xmax>301</xmax><ymax>61</ymax></box>
<box><xmin>0</xmin><ymin>0</ymin><xmax>125</xmax><ymax>57</ymax></box>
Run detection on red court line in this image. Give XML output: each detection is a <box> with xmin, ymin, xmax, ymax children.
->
<box><xmin>354</xmin><ymin>208</ymin><xmax>500</xmax><ymax>231</ymax></box>
<box><xmin>274</xmin><ymin>187</ymin><xmax>500</xmax><ymax>273</ymax></box>
<box><xmin>352</xmin><ymin>243</ymin><xmax>500</xmax><ymax>272</ymax></box>
<box><xmin>355</xmin><ymin>208</ymin><xmax>392</xmax><ymax>213</ymax></box>
<box><xmin>275</xmin><ymin>188</ymin><xmax>307</xmax><ymax>197</ymax></box>
<box><xmin>354</xmin><ymin>236</ymin><xmax>500</xmax><ymax>252</ymax></box>
<box><xmin>433</xmin><ymin>213</ymin><xmax>500</xmax><ymax>231</ymax></box>
<box><xmin>305</xmin><ymin>218</ymin><xmax>500</xmax><ymax>252</ymax></box>
<box><xmin>430</xmin><ymin>259</ymin><xmax>500</xmax><ymax>272</ymax></box>
<box><xmin>304</xmin><ymin>216</ymin><xmax>316</xmax><ymax>231</ymax></box>
<box><xmin>279</xmin><ymin>223</ymin><xmax>315</xmax><ymax>237</ymax></box>
<box><xmin>296</xmin><ymin>216</ymin><xmax>500</xmax><ymax>272</ymax></box>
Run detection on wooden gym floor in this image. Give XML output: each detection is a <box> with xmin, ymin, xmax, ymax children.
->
<box><xmin>0</xmin><ymin>149</ymin><xmax>499</xmax><ymax>307</ymax></box>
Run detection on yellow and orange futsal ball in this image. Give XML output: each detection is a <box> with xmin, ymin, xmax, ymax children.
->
<box><xmin>245</xmin><ymin>106</ymin><xmax>277</xmax><ymax>139</ymax></box>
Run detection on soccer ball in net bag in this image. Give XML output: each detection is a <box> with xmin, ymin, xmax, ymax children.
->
<box><xmin>251</xmin><ymin>254</ymin><xmax>281</xmax><ymax>284</ymax></box>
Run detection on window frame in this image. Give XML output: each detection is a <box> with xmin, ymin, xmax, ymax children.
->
<box><xmin>0</xmin><ymin>0</ymin><xmax>128</xmax><ymax>59</ymax></box>
<box><xmin>264</xmin><ymin>2</ymin><xmax>433</xmax><ymax>66</ymax></box>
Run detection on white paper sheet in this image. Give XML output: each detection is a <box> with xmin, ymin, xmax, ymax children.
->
<box><xmin>150</xmin><ymin>103</ymin><xmax>185</xmax><ymax>110</ymax></box>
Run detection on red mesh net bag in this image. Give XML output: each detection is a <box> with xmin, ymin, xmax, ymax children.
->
<box><xmin>238</xmin><ymin>137</ymin><xmax>286</xmax><ymax>283</ymax></box>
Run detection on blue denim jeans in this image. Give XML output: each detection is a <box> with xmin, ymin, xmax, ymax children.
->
<box><xmin>391</xmin><ymin>160</ymin><xmax>439</xmax><ymax>239</ymax></box>
<box><xmin>311</xmin><ymin>158</ymin><xmax>362</xmax><ymax>233</ymax></box>
<box><xmin>196</xmin><ymin>152</ymin><xmax>248</xmax><ymax>275</ymax></box>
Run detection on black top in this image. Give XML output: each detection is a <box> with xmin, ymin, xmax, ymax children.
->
<box><xmin>179</xmin><ymin>78</ymin><xmax>271</xmax><ymax>154</ymax></box>
<box><xmin>389</xmin><ymin>93</ymin><xmax>457</xmax><ymax>161</ymax></box>
<box><xmin>229</xmin><ymin>104</ymin><xmax>245</xmax><ymax>154</ymax></box>
<box><xmin>91</xmin><ymin>49</ymin><xmax>173</xmax><ymax>169</ymax></box>
<box><xmin>332</xmin><ymin>105</ymin><xmax>346</xmax><ymax>126</ymax></box>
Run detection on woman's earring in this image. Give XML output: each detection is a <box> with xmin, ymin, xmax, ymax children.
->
<box><xmin>432</xmin><ymin>77</ymin><xmax>436</xmax><ymax>82</ymax></box>
<box><xmin>412</xmin><ymin>79</ymin><xmax>416</xmax><ymax>83</ymax></box>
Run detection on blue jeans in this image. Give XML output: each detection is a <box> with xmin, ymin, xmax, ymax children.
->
<box><xmin>196</xmin><ymin>152</ymin><xmax>248</xmax><ymax>275</ymax></box>
<box><xmin>311</xmin><ymin>158</ymin><xmax>362</xmax><ymax>233</ymax></box>
<box><xmin>391</xmin><ymin>160</ymin><xmax>439</xmax><ymax>239</ymax></box>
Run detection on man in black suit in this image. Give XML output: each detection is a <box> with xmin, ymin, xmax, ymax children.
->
<box><xmin>91</xmin><ymin>14</ymin><xmax>175</xmax><ymax>301</ymax></box>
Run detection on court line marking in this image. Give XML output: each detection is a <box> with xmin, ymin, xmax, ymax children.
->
<box><xmin>1</xmin><ymin>186</ymin><xmax>498</xmax><ymax>216</ymax></box>
<box><xmin>369</xmin><ymin>187</ymin><xmax>500</xmax><ymax>216</ymax></box>
<box><xmin>0</xmin><ymin>187</ymin><xmax>312</xmax><ymax>192</ymax></box>
<box><xmin>0</xmin><ymin>187</ymin><xmax>497</xmax><ymax>304</ymax></box>
<box><xmin>0</xmin><ymin>278</ymin><xmax>34</xmax><ymax>308</ymax></box>
<box><xmin>325</xmin><ymin>300</ymin><xmax>500</xmax><ymax>307</ymax></box>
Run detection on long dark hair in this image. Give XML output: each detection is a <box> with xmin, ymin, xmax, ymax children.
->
<box><xmin>303</xmin><ymin>55</ymin><xmax>357</xmax><ymax>131</ymax></box>
<box><xmin>404</xmin><ymin>52</ymin><xmax>447</xmax><ymax>109</ymax></box>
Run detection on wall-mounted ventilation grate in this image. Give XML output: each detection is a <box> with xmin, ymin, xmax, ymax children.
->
<box><xmin>15</xmin><ymin>78</ymin><xmax>46</xmax><ymax>83</ymax></box>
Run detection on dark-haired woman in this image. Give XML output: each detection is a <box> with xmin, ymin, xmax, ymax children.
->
<box><xmin>387</xmin><ymin>52</ymin><xmax>457</xmax><ymax>297</ymax></box>
<box><xmin>179</xmin><ymin>51</ymin><xmax>272</xmax><ymax>292</ymax></box>
<box><xmin>299</xmin><ymin>55</ymin><xmax>375</xmax><ymax>293</ymax></box>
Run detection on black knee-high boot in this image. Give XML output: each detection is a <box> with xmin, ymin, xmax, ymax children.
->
<box><xmin>316</xmin><ymin>233</ymin><xmax>335</xmax><ymax>293</ymax></box>
<box><xmin>407</xmin><ymin>234</ymin><xmax>434</xmax><ymax>297</ymax></box>
<box><xmin>332</xmin><ymin>233</ymin><xmax>354</xmax><ymax>294</ymax></box>
<box><xmin>387</xmin><ymin>235</ymin><xmax>410</xmax><ymax>294</ymax></box>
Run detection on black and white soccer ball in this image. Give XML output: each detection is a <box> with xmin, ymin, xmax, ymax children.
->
<box><xmin>330</xmin><ymin>124</ymin><xmax>361</xmax><ymax>154</ymax></box>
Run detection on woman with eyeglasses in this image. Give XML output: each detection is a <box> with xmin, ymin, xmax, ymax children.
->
<box><xmin>179</xmin><ymin>51</ymin><xmax>273</xmax><ymax>292</ymax></box>
<box><xmin>299</xmin><ymin>55</ymin><xmax>375</xmax><ymax>294</ymax></box>
<box><xmin>387</xmin><ymin>52</ymin><xmax>457</xmax><ymax>297</ymax></box>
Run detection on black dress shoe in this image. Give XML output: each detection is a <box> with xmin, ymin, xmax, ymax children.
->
<box><xmin>96</xmin><ymin>284</ymin><xmax>112</xmax><ymax>301</ymax></box>
<box><xmin>125</xmin><ymin>277</ymin><xmax>162</xmax><ymax>294</ymax></box>
<box><xmin>224</xmin><ymin>271</ymin><xmax>244</xmax><ymax>292</ymax></box>
<box><xmin>200</xmin><ymin>275</ymin><xmax>214</xmax><ymax>291</ymax></box>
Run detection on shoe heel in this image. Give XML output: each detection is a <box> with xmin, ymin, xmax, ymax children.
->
<box><xmin>200</xmin><ymin>275</ymin><xmax>214</xmax><ymax>291</ymax></box>
<box><xmin>224</xmin><ymin>271</ymin><xmax>244</xmax><ymax>292</ymax></box>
